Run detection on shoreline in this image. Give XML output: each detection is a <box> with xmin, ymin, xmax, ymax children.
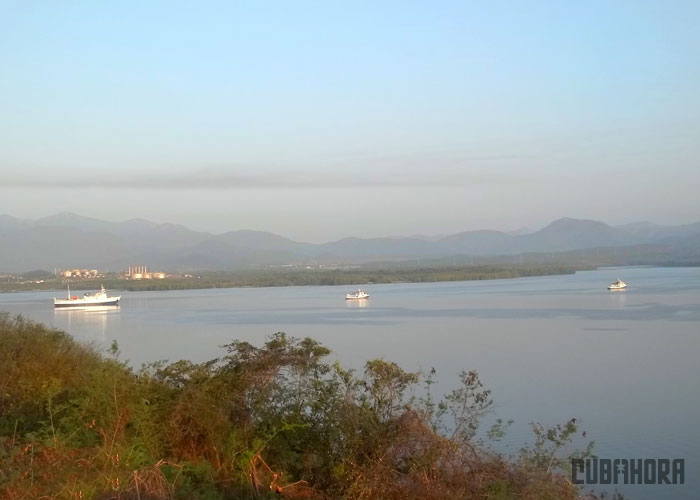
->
<box><xmin>4</xmin><ymin>263</ymin><xmax>696</xmax><ymax>294</ymax></box>
<box><xmin>0</xmin><ymin>263</ymin><xmax>592</xmax><ymax>293</ymax></box>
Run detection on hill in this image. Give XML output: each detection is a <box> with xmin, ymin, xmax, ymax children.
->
<box><xmin>1</xmin><ymin>213</ymin><xmax>699</xmax><ymax>272</ymax></box>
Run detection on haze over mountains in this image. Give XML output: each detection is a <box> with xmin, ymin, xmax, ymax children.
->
<box><xmin>1</xmin><ymin>213</ymin><xmax>699</xmax><ymax>272</ymax></box>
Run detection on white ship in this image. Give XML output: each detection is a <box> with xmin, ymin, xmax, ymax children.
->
<box><xmin>54</xmin><ymin>285</ymin><xmax>121</xmax><ymax>308</ymax></box>
<box><xmin>607</xmin><ymin>279</ymin><xmax>627</xmax><ymax>290</ymax></box>
<box><xmin>345</xmin><ymin>289</ymin><xmax>369</xmax><ymax>300</ymax></box>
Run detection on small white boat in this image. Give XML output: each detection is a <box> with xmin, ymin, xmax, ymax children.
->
<box><xmin>54</xmin><ymin>285</ymin><xmax>121</xmax><ymax>308</ymax></box>
<box><xmin>608</xmin><ymin>279</ymin><xmax>627</xmax><ymax>290</ymax></box>
<box><xmin>345</xmin><ymin>289</ymin><xmax>369</xmax><ymax>300</ymax></box>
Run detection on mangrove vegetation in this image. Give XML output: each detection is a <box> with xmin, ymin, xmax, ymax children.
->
<box><xmin>0</xmin><ymin>264</ymin><xmax>589</xmax><ymax>293</ymax></box>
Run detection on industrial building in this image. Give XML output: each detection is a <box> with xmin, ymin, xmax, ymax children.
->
<box><xmin>58</xmin><ymin>269</ymin><xmax>101</xmax><ymax>279</ymax></box>
<box><xmin>125</xmin><ymin>266</ymin><xmax>167</xmax><ymax>280</ymax></box>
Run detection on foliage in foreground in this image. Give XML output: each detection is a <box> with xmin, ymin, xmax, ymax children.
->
<box><xmin>0</xmin><ymin>314</ymin><xmax>592</xmax><ymax>499</ymax></box>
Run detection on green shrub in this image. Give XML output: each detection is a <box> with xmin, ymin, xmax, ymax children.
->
<box><xmin>0</xmin><ymin>315</ymin><xmax>593</xmax><ymax>500</ymax></box>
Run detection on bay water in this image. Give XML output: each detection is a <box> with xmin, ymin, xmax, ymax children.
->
<box><xmin>2</xmin><ymin>266</ymin><xmax>698</xmax><ymax>499</ymax></box>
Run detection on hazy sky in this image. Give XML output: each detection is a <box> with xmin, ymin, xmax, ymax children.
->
<box><xmin>1</xmin><ymin>1</ymin><xmax>699</xmax><ymax>242</ymax></box>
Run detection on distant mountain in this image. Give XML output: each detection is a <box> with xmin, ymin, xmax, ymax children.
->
<box><xmin>439</xmin><ymin>218</ymin><xmax>633</xmax><ymax>255</ymax></box>
<box><xmin>316</xmin><ymin>237</ymin><xmax>444</xmax><ymax>261</ymax></box>
<box><xmin>0</xmin><ymin>213</ymin><xmax>207</xmax><ymax>271</ymax></box>
<box><xmin>1</xmin><ymin>213</ymin><xmax>699</xmax><ymax>272</ymax></box>
<box><xmin>614</xmin><ymin>220</ymin><xmax>700</xmax><ymax>243</ymax></box>
<box><xmin>0</xmin><ymin>223</ymin><xmax>128</xmax><ymax>271</ymax></box>
<box><xmin>181</xmin><ymin>231</ymin><xmax>309</xmax><ymax>269</ymax></box>
<box><xmin>214</xmin><ymin>230</ymin><xmax>306</xmax><ymax>252</ymax></box>
<box><xmin>35</xmin><ymin>212</ymin><xmax>210</xmax><ymax>254</ymax></box>
<box><xmin>0</xmin><ymin>214</ymin><xmax>33</xmax><ymax>230</ymax></box>
<box><xmin>440</xmin><ymin>230</ymin><xmax>514</xmax><ymax>255</ymax></box>
<box><xmin>35</xmin><ymin>212</ymin><xmax>118</xmax><ymax>232</ymax></box>
<box><xmin>615</xmin><ymin>221</ymin><xmax>659</xmax><ymax>231</ymax></box>
<box><xmin>517</xmin><ymin>217</ymin><xmax>630</xmax><ymax>253</ymax></box>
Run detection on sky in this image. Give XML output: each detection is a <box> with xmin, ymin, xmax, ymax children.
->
<box><xmin>1</xmin><ymin>1</ymin><xmax>699</xmax><ymax>242</ymax></box>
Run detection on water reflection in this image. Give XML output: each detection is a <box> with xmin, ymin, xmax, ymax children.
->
<box><xmin>54</xmin><ymin>306</ymin><xmax>120</xmax><ymax>343</ymax></box>
<box><xmin>609</xmin><ymin>288</ymin><xmax>628</xmax><ymax>308</ymax></box>
<box><xmin>345</xmin><ymin>298</ymin><xmax>369</xmax><ymax>308</ymax></box>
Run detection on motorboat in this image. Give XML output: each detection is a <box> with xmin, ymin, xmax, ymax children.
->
<box><xmin>607</xmin><ymin>279</ymin><xmax>627</xmax><ymax>290</ymax></box>
<box><xmin>345</xmin><ymin>289</ymin><xmax>369</xmax><ymax>300</ymax></box>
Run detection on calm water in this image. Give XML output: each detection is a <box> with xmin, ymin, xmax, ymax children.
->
<box><xmin>2</xmin><ymin>266</ymin><xmax>699</xmax><ymax>499</ymax></box>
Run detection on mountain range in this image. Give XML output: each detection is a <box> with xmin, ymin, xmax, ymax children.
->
<box><xmin>1</xmin><ymin>213</ymin><xmax>699</xmax><ymax>272</ymax></box>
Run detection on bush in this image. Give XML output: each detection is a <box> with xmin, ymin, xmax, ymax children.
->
<box><xmin>0</xmin><ymin>315</ymin><xmax>592</xmax><ymax>499</ymax></box>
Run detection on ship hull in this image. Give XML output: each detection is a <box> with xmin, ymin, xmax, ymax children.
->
<box><xmin>54</xmin><ymin>298</ymin><xmax>120</xmax><ymax>308</ymax></box>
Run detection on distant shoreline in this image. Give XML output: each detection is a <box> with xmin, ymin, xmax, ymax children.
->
<box><xmin>4</xmin><ymin>263</ymin><xmax>698</xmax><ymax>294</ymax></box>
<box><xmin>0</xmin><ymin>264</ymin><xmax>593</xmax><ymax>293</ymax></box>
